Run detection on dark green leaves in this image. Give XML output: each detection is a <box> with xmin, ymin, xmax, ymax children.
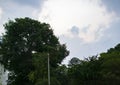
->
<box><xmin>0</xmin><ymin>17</ymin><xmax>69</xmax><ymax>85</ymax></box>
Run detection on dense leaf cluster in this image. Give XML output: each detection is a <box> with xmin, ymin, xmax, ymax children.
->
<box><xmin>62</xmin><ymin>44</ymin><xmax>120</xmax><ymax>85</ymax></box>
<box><xmin>0</xmin><ymin>18</ymin><xmax>69</xmax><ymax>85</ymax></box>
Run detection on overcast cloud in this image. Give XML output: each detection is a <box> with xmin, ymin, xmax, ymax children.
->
<box><xmin>0</xmin><ymin>7</ymin><xmax>2</xmax><ymax>19</ymax></box>
<box><xmin>12</xmin><ymin>0</ymin><xmax>47</xmax><ymax>8</ymax></box>
<box><xmin>38</xmin><ymin>0</ymin><xmax>117</xmax><ymax>43</ymax></box>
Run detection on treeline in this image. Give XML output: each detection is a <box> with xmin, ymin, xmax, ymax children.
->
<box><xmin>0</xmin><ymin>17</ymin><xmax>120</xmax><ymax>85</ymax></box>
<box><xmin>57</xmin><ymin>43</ymin><xmax>120</xmax><ymax>85</ymax></box>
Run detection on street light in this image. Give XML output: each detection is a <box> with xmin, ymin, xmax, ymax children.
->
<box><xmin>48</xmin><ymin>53</ymin><xmax>50</xmax><ymax>85</ymax></box>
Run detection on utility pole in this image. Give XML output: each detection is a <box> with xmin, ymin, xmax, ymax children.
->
<box><xmin>48</xmin><ymin>53</ymin><xmax>50</xmax><ymax>85</ymax></box>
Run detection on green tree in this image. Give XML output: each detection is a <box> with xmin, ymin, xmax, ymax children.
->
<box><xmin>54</xmin><ymin>65</ymin><xmax>68</xmax><ymax>85</ymax></box>
<box><xmin>68</xmin><ymin>56</ymin><xmax>101</xmax><ymax>85</ymax></box>
<box><xmin>100</xmin><ymin>44</ymin><xmax>120</xmax><ymax>82</ymax></box>
<box><xmin>68</xmin><ymin>57</ymin><xmax>81</xmax><ymax>66</ymax></box>
<box><xmin>68</xmin><ymin>57</ymin><xmax>85</xmax><ymax>85</ymax></box>
<box><xmin>0</xmin><ymin>17</ymin><xmax>69</xmax><ymax>85</ymax></box>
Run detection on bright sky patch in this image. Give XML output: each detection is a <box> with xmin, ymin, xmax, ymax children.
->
<box><xmin>39</xmin><ymin>0</ymin><xmax>116</xmax><ymax>43</ymax></box>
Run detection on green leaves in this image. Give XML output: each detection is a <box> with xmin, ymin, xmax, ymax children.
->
<box><xmin>67</xmin><ymin>43</ymin><xmax>120</xmax><ymax>85</ymax></box>
<box><xmin>0</xmin><ymin>17</ymin><xmax>69</xmax><ymax>85</ymax></box>
<box><xmin>100</xmin><ymin>45</ymin><xmax>120</xmax><ymax>81</ymax></box>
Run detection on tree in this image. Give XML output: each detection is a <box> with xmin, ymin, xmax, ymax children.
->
<box><xmin>67</xmin><ymin>55</ymin><xmax>102</xmax><ymax>85</ymax></box>
<box><xmin>100</xmin><ymin>44</ymin><xmax>120</xmax><ymax>82</ymax></box>
<box><xmin>68</xmin><ymin>57</ymin><xmax>81</xmax><ymax>66</ymax></box>
<box><xmin>0</xmin><ymin>17</ymin><xmax>69</xmax><ymax>85</ymax></box>
<box><xmin>54</xmin><ymin>65</ymin><xmax>68</xmax><ymax>85</ymax></box>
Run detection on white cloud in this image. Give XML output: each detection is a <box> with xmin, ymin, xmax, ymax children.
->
<box><xmin>38</xmin><ymin>0</ymin><xmax>116</xmax><ymax>43</ymax></box>
<box><xmin>0</xmin><ymin>7</ymin><xmax>3</xmax><ymax>36</ymax></box>
<box><xmin>0</xmin><ymin>8</ymin><xmax>2</xmax><ymax>19</ymax></box>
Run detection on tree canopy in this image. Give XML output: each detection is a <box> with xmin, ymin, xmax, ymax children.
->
<box><xmin>67</xmin><ymin>43</ymin><xmax>120</xmax><ymax>85</ymax></box>
<box><xmin>0</xmin><ymin>17</ymin><xmax>69</xmax><ymax>85</ymax></box>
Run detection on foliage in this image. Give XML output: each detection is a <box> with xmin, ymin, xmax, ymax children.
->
<box><xmin>100</xmin><ymin>44</ymin><xmax>120</xmax><ymax>81</ymax></box>
<box><xmin>68</xmin><ymin>57</ymin><xmax>81</xmax><ymax>66</ymax></box>
<box><xmin>67</xmin><ymin>43</ymin><xmax>120</xmax><ymax>85</ymax></box>
<box><xmin>54</xmin><ymin>65</ymin><xmax>68</xmax><ymax>85</ymax></box>
<box><xmin>0</xmin><ymin>17</ymin><xmax>69</xmax><ymax>85</ymax></box>
<box><xmin>68</xmin><ymin>56</ymin><xmax>101</xmax><ymax>85</ymax></box>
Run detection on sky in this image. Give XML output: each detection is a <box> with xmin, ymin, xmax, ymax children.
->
<box><xmin>0</xmin><ymin>0</ymin><xmax>120</xmax><ymax>64</ymax></box>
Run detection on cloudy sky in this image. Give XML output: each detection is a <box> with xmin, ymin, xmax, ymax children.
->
<box><xmin>0</xmin><ymin>0</ymin><xmax>120</xmax><ymax>64</ymax></box>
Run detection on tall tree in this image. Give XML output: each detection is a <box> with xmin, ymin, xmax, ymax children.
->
<box><xmin>100</xmin><ymin>44</ymin><xmax>120</xmax><ymax>82</ymax></box>
<box><xmin>0</xmin><ymin>17</ymin><xmax>69</xmax><ymax>85</ymax></box>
